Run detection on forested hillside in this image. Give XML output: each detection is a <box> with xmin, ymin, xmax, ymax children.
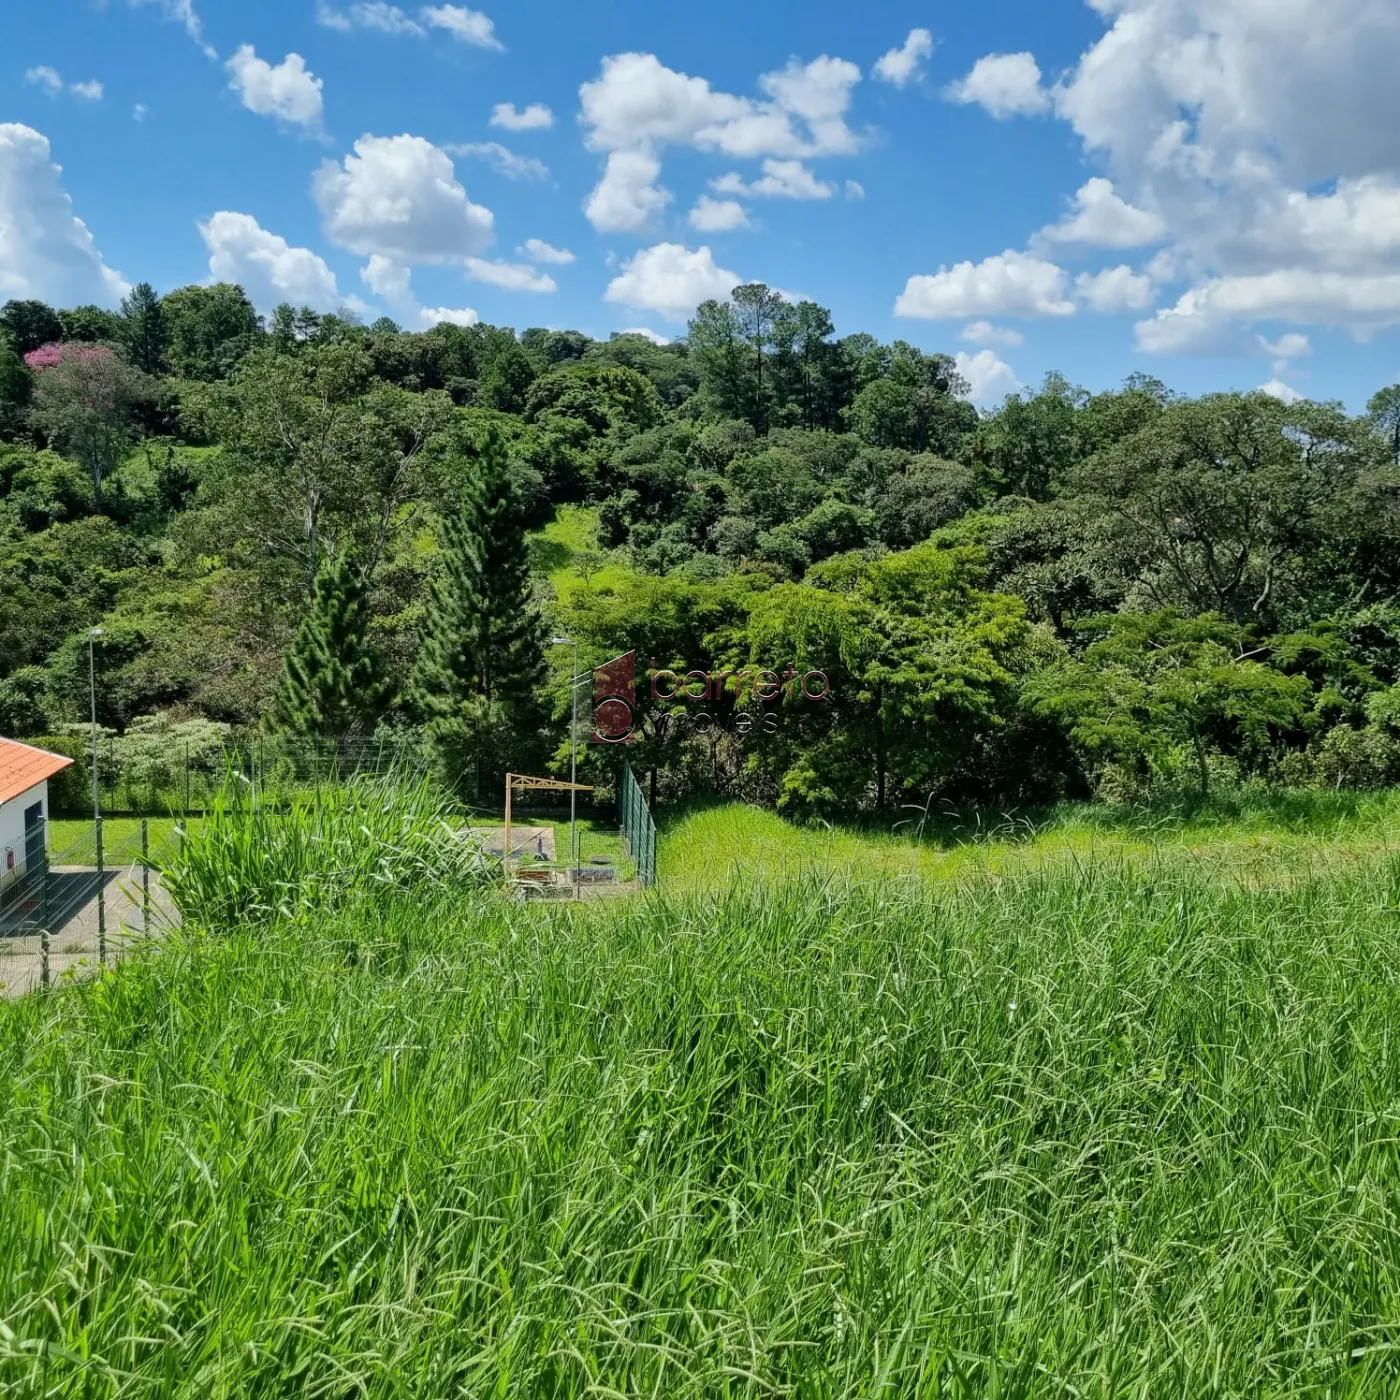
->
<box><xmin>4</xmin><ymin>282</ymin><xmax>1400</xmax><ymax>816</ymax></box>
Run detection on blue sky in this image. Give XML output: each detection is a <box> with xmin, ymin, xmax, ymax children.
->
<box><xmin>4</xmin><ymin>0</ymin><xmax>1400</xmax><ymax>409</ymax></box>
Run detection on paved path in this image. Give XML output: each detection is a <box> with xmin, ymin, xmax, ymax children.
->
<box><xmin>0</xmin><ymin>865</ymin><xmax>177</xmax><ymax>998</ymax></box>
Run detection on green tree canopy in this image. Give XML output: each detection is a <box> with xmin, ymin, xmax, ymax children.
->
<box><xmin>120</xmin><ymin>282</ymin><xmax>170</xmax><ymax>375</ymax></box>
<box><xmin>411</xmin><ymin>428</ymin><xmax>546</xmax><ymax>791</ymax></box>
<box><xmin>1075</xmin><ymin>392</ymin><xmax>1381</xmax><ymax>626</ymax></box>
<box><xmin>745</xmin><ymin>542</ymin><xmax>1035</xmax><ymax>815</ymax></box>
<box><xmin>185</xmin><ymin>344</ymin><xmax>453</xmax><ymax>597</ymax></box>
<box><xmin>276</xmin><ymin>552</ymin><xmax>388</xmax><ymax>741</ymax></box>
<box><xmin>0</xmin><ymin>299</ymin><xmax>63</xmax><ymax>356</ymax></box>
<box><xmin>1028</xmin><ymin>611</ymin><xmax>1310</xmax><ymax>793</ymax></box>
<box><xmin>163</xmin><ymin>283</ymin><xmax>260</xmax><ymax>380</ymax></box>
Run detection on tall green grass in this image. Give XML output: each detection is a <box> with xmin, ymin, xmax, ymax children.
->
<box><xmin>160</xmin><ymin>774</ymin><xmax>493</xmax><ymax>926</ymax></box>
<box><xmin>6</xmin><ymin>848</ymin><xmax>1400</xmax><ymax>1394</ymax></box>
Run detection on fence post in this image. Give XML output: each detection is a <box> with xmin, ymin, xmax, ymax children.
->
<box><xmin>96</xmin><ymin>815</ymin><xmax>106</xmax><ymax>968</ymax></box>
<box><xmin>40</xmin><ymin>927</ymin><xmax>50</xmax><ymax>989</ymax></box>
<box><xmin>142</xmin><ymin>818</ymin><xmax>151</xmax><ymax>931</ymax></box>
<box><xmin>40</xmin><ymin>816</ymin><xmax>50</xmax><ymax>932</ymax></box>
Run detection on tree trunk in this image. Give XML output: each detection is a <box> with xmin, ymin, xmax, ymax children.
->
<box><xmin>1191</xmin><ymin>730</ymin><xmax>1210</xmax><ymax>794</ymax></box>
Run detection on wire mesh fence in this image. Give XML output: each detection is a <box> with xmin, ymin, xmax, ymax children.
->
<box><xmin>0</xmin><ymin>816</ymin><xmax>172</xmax><ymax>994</ymax></box>
<box><xmin>31</xmin><ymin>734</ymin><xmax>432</xmax><ymax>818</ymax></box>
<box><xmin>619</xmin><ymin>762</ymin><xmax>658</xmax><ymax>889</ymax></box>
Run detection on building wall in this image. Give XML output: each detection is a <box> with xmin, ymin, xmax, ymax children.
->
<box><xmin>0</xmin><ymin>781</ymin><xmax>48</xmax><ymax>892</ymax></box>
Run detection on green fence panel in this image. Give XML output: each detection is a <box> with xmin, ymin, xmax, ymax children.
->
<box><xmin>618</xmin><ymin>763</ymin><xmax>657</xmax><ymax>889</ymax></box>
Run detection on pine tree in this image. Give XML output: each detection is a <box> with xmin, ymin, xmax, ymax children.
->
<box><xmin>412</xmin><ymin>428</ymin><xmax>545</xmax><ymax>791</ymax></box>
<box><xmin>276</xmin><ymin>553</ymin><xmax>388</xmax><ymax>740</ymax></box>
<box><xmin>119</xmin><ymin>282</ymin><xmax>169</xmax><ymax>375</ymax></box>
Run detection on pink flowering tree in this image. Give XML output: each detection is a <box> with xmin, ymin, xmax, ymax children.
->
<box><xmin>26</xmin><ymin>342</ymin><xmax>154</xmax><ymax>501</ymax></box>
<box><xmin>23</xmin><ymin>343</ymin><xmax>66</xmax><ymax>369</ymax></box>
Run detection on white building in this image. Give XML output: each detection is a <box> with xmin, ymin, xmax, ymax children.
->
<box><xmin>0</xmin><ymin>738</ymin><xmax>74</xmax><ymax>892</ymax></box>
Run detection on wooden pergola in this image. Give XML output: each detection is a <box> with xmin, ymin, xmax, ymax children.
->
<box><xmin>503</xmin><ymin>772</ymin><xmax>594</xmax><ymax>866</ymax></box>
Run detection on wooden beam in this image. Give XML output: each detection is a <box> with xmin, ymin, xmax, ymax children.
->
<box><xmin>501</xmin><ymin>774</ymin><xmax>596</xmax><ymax>873</ymax></box>
<box><xmin>503</xmin><ymin>773</ymin><xmax>512</xmax><ymax>873</ymax></box>
<box><xmin>506</xmin><ymin>773</ymin><xmax>595</xmax><ymax>794</ymax></box>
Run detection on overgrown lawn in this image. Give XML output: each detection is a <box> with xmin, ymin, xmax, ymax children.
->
<box><xmin>5</xmin><ymin>825</ymin><xmax>1400</xmax><ymax>1393</ymax></box>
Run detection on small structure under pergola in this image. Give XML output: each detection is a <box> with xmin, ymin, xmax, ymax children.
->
<box><xmin>503</xmin><ymin>772</ymin><xmax>593</xmax><ymax>870</ymax></box>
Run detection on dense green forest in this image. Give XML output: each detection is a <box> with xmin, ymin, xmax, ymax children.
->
<box><xmin>4</xmin><ymin>281</ymin><xmax>1400</xmax><ymax>817</ymax></box>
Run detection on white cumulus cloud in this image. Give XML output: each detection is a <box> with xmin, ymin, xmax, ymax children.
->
<box><xmin>875</xmin><ymin>28</ymin><xmax>934</xmax><ymax>88</ymax></box>
<box><xmin>128</xmin><ymin>0</ymin><xmax>216</xmax><ymax>59</ymax></box>
<box><xmin>1137</xmin><ymin>270</ymin><xmax>1400</xmax><ymax>354</ymax></box>
<box><xmin>360</xmin><ymin>254</ymin><xmax>414</xmax><ymax>308</ymax></box>
<box><xmin>1261</xmin><ymin>332</ymin><xmax>1311</xmax><ymax>375</ymax></box>
<box><xmin>579</xmin><ymin>50</ymin><xmax>861</xmax><ymax>162</ymax></box>
<box><xmin>945</xmin><ymin>53</ymin><xmax>1049</xmax><ymax>118</ymax></box>
<box><xmin>1053</xmin><ymin>1</ymin><xmax>1400</xmax><ymax>349</ymax></box>
<box><xmin>226</xmin><ymin>47</ymin><xmax>324</xmax><ymax>129</ymax></box>
<box><xmin>25</xmin><ymin>67</ymin><xmax>64</xmax><ymax>96</ymax></box>
<box><xmin>419</xmin><ymin>305</ymin><xmax>480</xmax><ymax>327</ymax></box>
<box><xmin>313</xmin><ymin>133</ymin><xmax>494</xmax><ymax>264</ymax></box>
<box><xmin>961</xmin><ymin>321</ymin><xmax>1024</xmax><ymax>348</ymax></box>
<box><xmin>491</xmin><ymin>102</ymin><xmax>552</xmax><ymax>130</ymax></box>
<box><xmin>896</xmin><ymin>250</ymin><xmax>1075</xmax><ymax>319</ymax></box>
<box><xmin>519</xmin><ymin>238</ymin><xmax>574</xmax><ymax>264</ymax></box>
<box><xmin>1076</xmin><ymin>265</ymin><xmax>1155</xmax><ymax>314</ymax></box>
<box><xmin>464</xmin><ymin>257</ymin><xmax>556</xmax><ymax>292</ymax></box>
<box><xmin>905</xmin><ymin>4</ymin><xmax>1400</xmax><ymax>357</ymax></box>
<box><xmin>317</xmin><ymin>2</ymin><xmax>502</xmax><ymax>47</ymax></box>
<box><xmin>604</xmin><ymin>242</ymin><xmax>741</xmax><ymax>321</ymax></box>
<box><xmin>578</xmin><ymin>51</ymin><xmax>863</xmax><ymax>235</ymax></box>
<box><xmin>421</xmin><ymin>5</ymin><xmax>502</xmax><ymax>49</ymax></box>
<box><xmin>199</xmin><ymin>211</ymin><xmax>341</xmax><ymax>309</ymax></box>
<box><xmin>1037</xmin><ymin>178</ymin><xmax>1165</xmax><ymax>249</ymax></box>
<box><xmin>317</xmin><ymin>2</ymin><xmax>424</xmax><ymax>34</ymax></box>
<box><xmin>712</xmin><ymin>159</ymin><xmax>834</xmax><ymax>200</ymax></box>
<box><xmin>1261</xmin><ymin>333</ymin><xmax>1311</xmax><ymax>360</ymax></box>
<box><xmin>1259</xmin><ymin>379</ymin><xmax>1303</xmax><ymax>404</ymax></box>
<box><xmin>0</xmin><ymin>123</ymin><xmax>128</xmax><ymax>306</ymax></box>
<box><xmin>955</xmin><ymin>349</ymin><xmax>1023</xmax><ymax>406</ymax></box>
<box><xmin>26</xmin><ymin>68</ymin><xmax>104</xmax><ymax>102</ymax></box>
<box><xmin>446</xmin><ymin>141</ymin><xmax>548</xmax><ymax>181</ymax></box>
<box><xmin>584</xmin><ymin>149</ymin><xmax>671</xmax><ymax>232</ymax></box>
<box><xmin>690</xmin><ymin>196</ymin><xmax>749</xmax><ymax>231</ymax></box>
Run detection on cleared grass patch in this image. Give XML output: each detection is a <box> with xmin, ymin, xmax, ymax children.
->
<box><xmin>529</xmin><ymin>504</ymin><xmax>636</xmax><ymax>599</ymax></box>
<box><xmin>661</xmin><ymin>792</ymin><xmax>1400</xmax><ymax>890</ymax></box>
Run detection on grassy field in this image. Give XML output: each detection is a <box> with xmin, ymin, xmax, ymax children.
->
<box><xmin>47</xmin><ymin>817</ymin><xmax>191</xmax><ymax>866</ymax></box>
<box><xmin>661</xmin><ymin>789</ymin><xmax>1400</xmax><ymax>889</ymax></box>
<box><xmin>8</xmin><ymin>787</ymin><xmax>1400</xmax><ymax>1393</ymax></box>
<box><xmin>528</xmin><ymin>503</ymin><xmax>636</xmax><ymax>599</ymax></box>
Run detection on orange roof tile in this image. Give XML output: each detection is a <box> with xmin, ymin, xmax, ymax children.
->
<box><xmin>0</xmin><ymin>738</ymin><xmax>75</xmax><ymax>807</ymax></box>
